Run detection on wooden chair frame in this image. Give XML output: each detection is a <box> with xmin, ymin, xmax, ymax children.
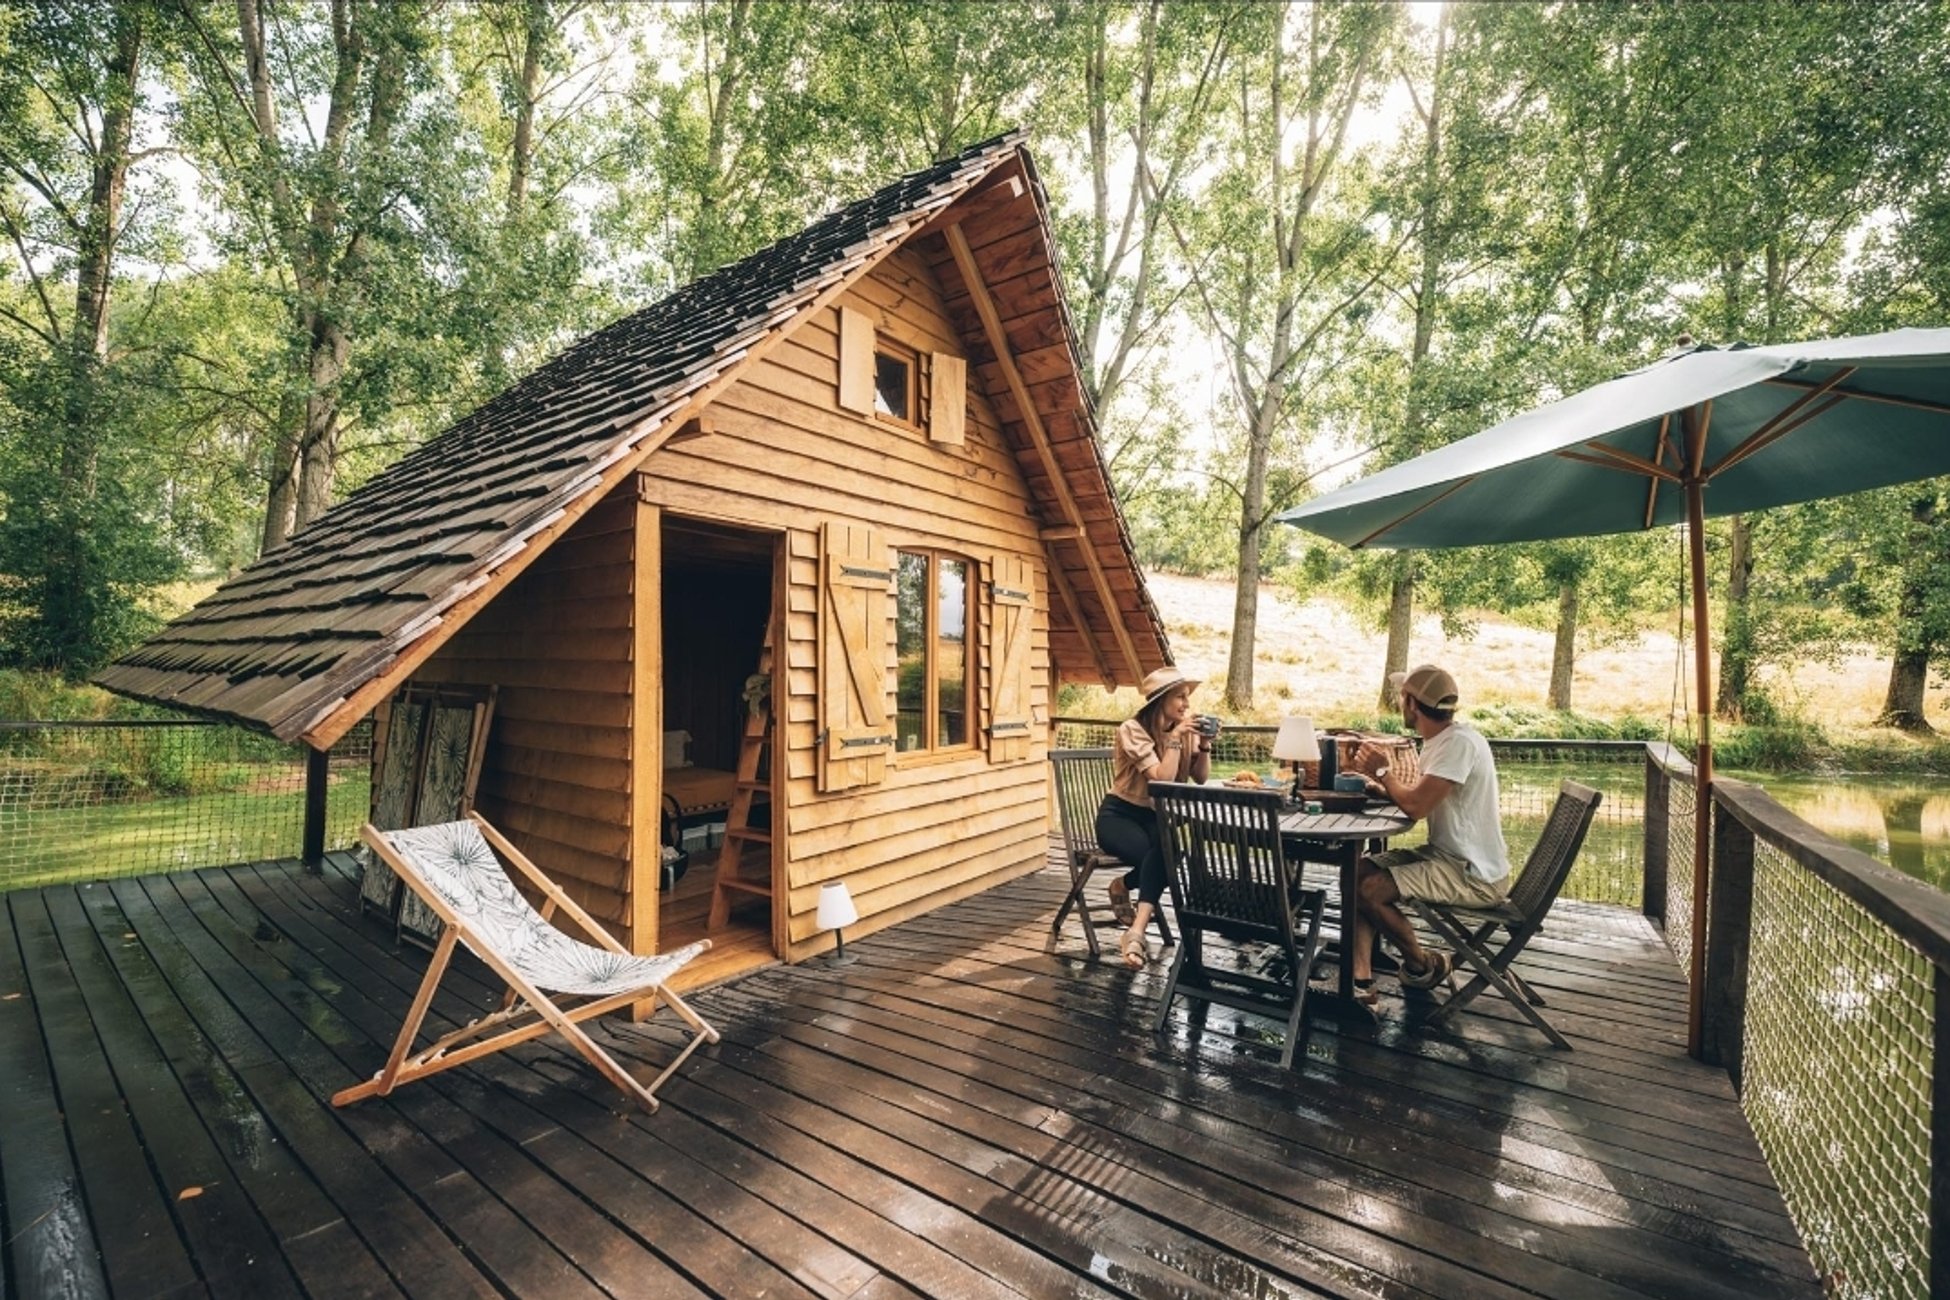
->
<box><xmin>333</xmin><ymin>813</ymin><xmax>719</xmax><ymax>1114</ymax></box>
<box><xmin>1048</xmin><ymin>748</ymin><xmax>1173</xmax><ymax>957</ymax></box>
<box><xmin>1410</xmin><ymin>780</ymin><xmax>1603</xmax><ymax>1050</ymax></box>
<box><xmin>1150</xmin><ymin>781</ymin><xmax>1327</xmax><ymax>1070</ymax></box>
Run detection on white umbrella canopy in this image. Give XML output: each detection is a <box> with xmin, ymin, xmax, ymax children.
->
<box><xmin>1277</xmin><ymin>326</ymin><xmax>1950</xmax><ymax>1054</ymax></box>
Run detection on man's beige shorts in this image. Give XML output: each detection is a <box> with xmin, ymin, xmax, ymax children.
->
<box><xmin>1372</xmin><ymin>845</ymin><xmax>1508</xmax><ymax>908</ymax></box>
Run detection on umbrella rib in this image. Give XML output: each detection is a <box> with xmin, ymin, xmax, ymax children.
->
<box><xmin>1559</xmin><ymin>443</ymin><xmax>1680</xmax><ymax>482</ymax></box>
<box><xmin>1352</xmin><ymin>477</ymin><xmax>1475</xmax><ymax>548</ymax></box>
<box><xmin>1764</xmin><ymin>374</ymin><xmax>1950</xmax><ymax>417</ymax></box>
<box><xmin>1704</xmin><ymin>367</ymin><xmax>1856</xmax><ymax>480</ymax></box>
<box><xmin>1643</xmin><ymin>413</ymin><xmax>1673</xmax><ymax>528</ymax></box>
<box><xmin>1708</xmin><ymin>393</ymin><xmax>1847</xmax><ymax>480</ymax></box>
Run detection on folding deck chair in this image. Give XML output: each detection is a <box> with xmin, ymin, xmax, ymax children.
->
<box><xmin>333</xmin><ymin>814</ymin><xmax>719</xmax><ymax>1114</ymax></box>
<box><xmin>1409</xmin><ymin>780</ymin><xmax>1602</xmax><ymax>1050</ymax></box>
<box><xmin>1048</xmin><ymin>748</ymin><xmax>1173</xmax><ymax>957</ymax></box>
<box><xmin>1150</xmin><ymin>781</ymin><xmax>1328</xmax><ymax>1070</ymax></box>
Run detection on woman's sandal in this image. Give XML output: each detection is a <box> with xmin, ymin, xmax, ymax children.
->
<box><xmin>1107</xmin><ymin>877</ymin><xmax>1137</xmax><ymax>927</ymax></box>
<box><xmin>1353</xmin><ymin>977</ymin><xmax>1381</xmax><ymax>1008</ymax></box>
<box><xmin>1119</xmin><ymin>930</ymin><xmax>1150</xmax><ymax>970</ymax></box>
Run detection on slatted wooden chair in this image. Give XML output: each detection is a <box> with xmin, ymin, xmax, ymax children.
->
<box><xmin>1149</xmin><ymin>781</ymin><xmax>1327</xmax><ymax>1069</ymax></box>
<box><xmin>1048</xmin><ymin>748</ymin><xmax>1173</xmax><ymax>958</ymax></box>
<box><xmin>334</xmin><ymin>813</ymin><xmax>718</xmax><ymax>1114</ymax></box>
<box><xmin>1409</xmin><ymin>780</ymin><xmax>1603</xmax><ymax>1050</ymax></box>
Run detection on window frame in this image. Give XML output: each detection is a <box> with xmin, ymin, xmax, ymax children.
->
<box><xmin>871</xmin><ymin>336</ymin><xmax>922</xmax><ymax>429</ymax></box>
<box><xmin>893</xmin><ymin>547</ymin><xmax>975</xmax><ymax>758</ymax></box>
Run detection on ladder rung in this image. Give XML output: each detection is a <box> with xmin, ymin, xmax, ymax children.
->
<box><xmin>736</xmin><ymin>780</ymin><xmax>769</xmax><ymax>793</ymax></box>
<box><xmin>716</xmin><ymin>878</ymin><xmax>772</xmax><ymax>898</ymax></box>
<box><xmin>723</xmin><ymin>827</ymin><xmax>770</xmax><ymax>845</ymax></box>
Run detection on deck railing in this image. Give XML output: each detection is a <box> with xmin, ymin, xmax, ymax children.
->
<box><xmin>0</xmin><ymin>718</ymin><xmax>371</xmax><ymax>892</ymax></box>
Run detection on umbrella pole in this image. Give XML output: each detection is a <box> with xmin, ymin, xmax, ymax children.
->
<box><xmin>1684</xmin><ymin>476</ymin><xmax>1713</xmax><ymax>1058</ymax></box>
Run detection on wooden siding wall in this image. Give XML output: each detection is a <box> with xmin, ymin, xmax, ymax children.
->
<box><xmin>638</xmin><ymin>244</ymin><xmax>1053</xmax><ymax>961</ymax></box>
<box><xmin>415</xmin><ymin>487</ymin><xmax>640</xmax><ymax>946</ymax></box>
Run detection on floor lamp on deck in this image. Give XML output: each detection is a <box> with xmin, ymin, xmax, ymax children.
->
<box><xmin>818</xmin><ymin>880</ymin><xmax>859</xmax><ymax>965</ymax></box>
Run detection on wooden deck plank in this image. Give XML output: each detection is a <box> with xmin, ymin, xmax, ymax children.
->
<box><xmin>0</xmin><ymin>896</ymin><xmax>112</xmax><ymax>1300</ymax></box>
<box><xmin>9</xmin><ymin>891</ymin><xmax>203</xmax><ymax>1298</ymax></box>
<box><xmin>0</xmin><ymin>848</ymin><xmax>1819</xmax><ymax>1300</ymax></box>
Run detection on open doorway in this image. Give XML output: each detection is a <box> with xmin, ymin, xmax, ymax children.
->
<box><xmin>658</xmin><ymin>515</ymin><xmax>778</xmax><ymax>970</ymax></box>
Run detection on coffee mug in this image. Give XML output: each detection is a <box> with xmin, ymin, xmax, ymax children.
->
<box><xmin>1333</xmin><ymin>773</ymin><xmax>1369</xmax><ymax>794</ymax></box>
<box><xmin>1193</xmin><ymin>714</ymin><xmax>1220</xmax><ymax>738</ymax></box>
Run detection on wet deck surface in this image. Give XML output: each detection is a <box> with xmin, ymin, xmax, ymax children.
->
<box><xmin>1</xmin><ymin>850</ymin><xmax>1818</xmax><ymax>1299</ymax></box>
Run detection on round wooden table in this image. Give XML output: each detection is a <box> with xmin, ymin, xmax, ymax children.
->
<box><xmin>1280</xmin><ymin>804</ymin><xmax>1413</xmax><ymax>1009</ymax></box>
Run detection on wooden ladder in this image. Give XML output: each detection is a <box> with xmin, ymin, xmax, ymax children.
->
<box><xmin>708</xmin><ymin>617</ymin><xmax>775</xmax><ymax>930</ymax></box>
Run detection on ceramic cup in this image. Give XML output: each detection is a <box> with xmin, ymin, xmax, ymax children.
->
<box><xmin>1333</xmin><ymin>773</ymin><xmax>1369</xmax><ymax>794</ymax></box>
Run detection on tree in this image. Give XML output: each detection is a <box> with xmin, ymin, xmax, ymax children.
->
<box><xmin>0</xmin><ymin>0</ymin><xmax>183</xmax><ymax>674</ymax></box>
<box><xmin>175</xmin><ymin>0</ymin><xmax>438</xmax><ymax>549</ymax></box>
<box><xmin>1174</xmin><ymin>0</ymin><xmax>1400</xmax><ymax>713</ymax></box>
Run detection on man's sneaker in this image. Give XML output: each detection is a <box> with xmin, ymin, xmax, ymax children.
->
<box><xmin>1398</xmin><ymin>950</ymin><xmax>1452</xmax><ymax>990</ymax></box>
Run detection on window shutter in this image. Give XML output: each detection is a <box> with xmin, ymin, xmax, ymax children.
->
<box><xmin>838</xmin><ymin>305</ymin><xmax>873</xmax><ymax>414</ymax></box>
<box><xmin>929</xmin><ymin>352</ymin><xmax>965</xmax><ymax>446</ymax></box>
<box><xmin>987</xmin><ymin>554</ymin><xmax>1034</xmax><ymax>765</ymax></box>
<box><xmin>818</xmin><ymin>521</ymin><xmax>893</xmax><ymax>792</ymax></box>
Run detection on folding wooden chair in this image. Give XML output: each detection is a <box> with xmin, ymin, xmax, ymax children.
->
<box><xmin>333</xmin><ymin>814</ymin><xmax>719</xmax><ymax>1114</ymax></box>
<box><xmin>1048</xmin><ymin>748</ymin><xmax>1173</xmax><ymax>957</ymax></box>
<box><xmin>1150</xmin><ymin>781</ymin><xmax>1327</xmax><ymax>1069</ymax></box>
<box><xmin>1409</xmin><ymin>780</ymin><xmax>1603</xmax><ymax>1050</ymax></box>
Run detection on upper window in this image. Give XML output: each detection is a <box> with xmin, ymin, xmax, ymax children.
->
<box><xmin>873</xmin><ymin>343</ymin><xmax>917</xmax><ymax>425</ymax></box>
<box><xmin>895</xmin><ymin>549</ymin><xmax>970</xmax><ymax>754</ymax></box>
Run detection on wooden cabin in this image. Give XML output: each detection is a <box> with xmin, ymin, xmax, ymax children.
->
<box><xmin>99</xmin><ymin>134</ymin><xmax>1172</xmax><ymax>979</ymax></box>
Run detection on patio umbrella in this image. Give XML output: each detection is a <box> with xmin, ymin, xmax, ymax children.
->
<box><xmin>1276</xmin><ymin>326</ymin><xmax>1950</xmax><ymax>1053</ymax></box>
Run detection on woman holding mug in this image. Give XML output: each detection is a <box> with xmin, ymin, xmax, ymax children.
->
<box><xmin>1096</xmin><ymin>665</ymin><xmax>1216</xmax><ymax>968</ymax></box>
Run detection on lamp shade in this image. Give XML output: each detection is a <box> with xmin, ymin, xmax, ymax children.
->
<box><xmin>1271</xmin><ymin>716</ymin><xmax>1321</xmax><ymax>763</ymax></box>
<box><xmin>816</xmin><ymin>880</ymin><xmax>859</xmax><ymax>930</ymax></box>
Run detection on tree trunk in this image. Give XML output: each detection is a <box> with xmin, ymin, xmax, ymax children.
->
<box><xmin>1548</xmin><ymin>581</ymin><xmax>1578</xmax><ymax>710</ymax></box>
<box><xmin>1379</xmin><ymin>558</ymin><xmax>1416</xmax><ymax>710</ymax></box>
<box><xmin>295</xmin><ymin>315</ymin><xmax>351</xmax><ymax>528</ymax></box>
<box><xmin>507</xmin><ymin>0</ymin><xmax>546</xmax><ymax>219</ymax></box>
<box><xmin>1715</xmin><ymin>514</ymin><xmax>1753</xmax><ymax>720</ymax></box>
<box><xmin>1876</xmin><ymin>495</ymin><xmax>1940</xmax><ymax>732</ymax></box>
<box><xmin>1225</xmin><ymin>400</ymin><xmax>1276</xmax><ymax>712</ymax></box>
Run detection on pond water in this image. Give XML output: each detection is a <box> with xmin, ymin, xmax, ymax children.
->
<box><xmin>1720</xmin><ymin>769</ymin><xmax>1950</xmax><ymax>896</ymax></box>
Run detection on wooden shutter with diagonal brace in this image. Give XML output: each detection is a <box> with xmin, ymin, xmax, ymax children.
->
<box><xmin>987</xmin><ymin>554</ymin><xmax>1034</xmax><ymax>764</ymax></box>
<box><xmin>818</xmin><ymin>521</ymin><xmax>894</xmax><ymax>792</ymax></box>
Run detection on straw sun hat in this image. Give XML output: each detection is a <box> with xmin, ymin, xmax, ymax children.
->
<box><xmin>1140</xmin><ymin>665</ymin><xmax>1201</xmax><ymax>704</ymax></box>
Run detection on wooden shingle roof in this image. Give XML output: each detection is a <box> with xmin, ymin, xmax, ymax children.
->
<box><xmin>100</xmin><ymin>134</ymin><xmax>1169</xmax><ymax>744</ymax></box>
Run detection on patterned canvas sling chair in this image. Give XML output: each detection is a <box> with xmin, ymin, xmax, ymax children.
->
<box><xmin>333</xmin><ymin>814</ymin><xmax>719</xmax><ymax>1115</ymax></box>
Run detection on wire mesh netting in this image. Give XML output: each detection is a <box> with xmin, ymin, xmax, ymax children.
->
<box><xmin>1663</xmin><ymin>774</ymin><xmax>1698</xmax><ymax>983</ymax></box>
<box><xmin>1741</xmin><ymin>837</ymin><xmax>1934</xmax><ymax>1300</ymax></box>
<box><xmin>0</xmin><ymin>720</ymin><xmax>372</xmax><ymax>892</ymax></box>
<box><xmin>1052</xmin><ymin>721</ymin><xmax>1648</xmax><ymax>905</ymax></box>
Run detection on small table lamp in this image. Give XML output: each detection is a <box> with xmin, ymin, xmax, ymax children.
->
<box><xmin>1271</xmin><ymin>716</ymin><xmax>1321</xmax><ymax>802</ymax></box>
<box><xmin>817</xmin><ymin>880</ymin><xmax>860</xmax><ymax>964</ymax></box>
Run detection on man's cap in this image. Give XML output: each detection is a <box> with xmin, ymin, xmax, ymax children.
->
<box><xmin>1388</xmin><ymin>664</ymin><xmax>1460</xmax><ymax>711</ymax></box>
<box><xmin>1140</xmin><ymin>665</ymin><xmax>1201</xmax><ymax>703</ymax></box>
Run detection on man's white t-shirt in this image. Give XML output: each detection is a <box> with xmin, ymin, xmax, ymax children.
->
<box><xmin>1416</xmin><ymin>723</ymin><xmax>1511</xmax><ymax>884</ymax></box>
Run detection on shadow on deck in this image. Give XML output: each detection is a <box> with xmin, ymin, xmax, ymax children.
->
<box><xmin>0</xmin><ymin>847</ymin><xmax>1818</xmax><ymax>1299</ymax></box>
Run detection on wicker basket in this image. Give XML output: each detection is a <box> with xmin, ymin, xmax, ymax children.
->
<box><xmin>1330</xmin><ymin>732</ymin><xmax>1421</xmax><ymax>787</ymax></box>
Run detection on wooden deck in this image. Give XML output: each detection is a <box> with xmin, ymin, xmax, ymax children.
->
<box><xmin>1</xmin><ymin>849</ymin><xmax>1819</xmax><ymax>1299</ymax></box>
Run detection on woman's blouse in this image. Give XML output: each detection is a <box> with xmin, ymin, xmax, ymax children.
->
<box><xmin>1109</xmin><ymin>717</ymin><xmax>1192</xmax><ymax>808</ymax></box>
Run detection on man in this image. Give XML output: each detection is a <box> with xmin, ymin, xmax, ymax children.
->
<box><xmin>1347</xmin><ymin>663</ymin><xmax>1510</xmax><ymax>1000</ymax></box>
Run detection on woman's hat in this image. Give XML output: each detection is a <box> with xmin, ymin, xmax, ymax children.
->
<box><xmin>1140</xmin><ymin>665</ymin><xmax>1201</xmax><ymax>703</ymax></box>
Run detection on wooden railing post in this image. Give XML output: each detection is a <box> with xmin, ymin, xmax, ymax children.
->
<box><xmin>1642</xmin><ymin>750</ymin><xmax>1669</xmax><ymax>923</ymax></box>
<box><xmin>1701</xmin><ymin>789</ymin><xmax>1756</xmax><ymax>1086</ymax></box>
<box><xmin>302</xmin><ymin>744</ymin><xmax>329</xmax><ymax>872</ymax></box>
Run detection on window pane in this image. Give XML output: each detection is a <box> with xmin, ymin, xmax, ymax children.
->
<box><xmin>937</xmin><ymin>558</ymin><xmax>967</xmax><ymax>746</ymax></box>
<box><xmin>895</xmin><ymin>551</ymin><xmax>927</xmax><ymax>751</ymax></box>
<box><xmin>874</xmin><ymin>351</ymin><xmax>910</xmax><ymax>421</ymax></box>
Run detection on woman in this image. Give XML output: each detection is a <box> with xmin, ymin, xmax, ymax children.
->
<box><xmin>1096</xmin><ymin>665</ymin><xmax>1215</xmax><ymax>969</ymax></box>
